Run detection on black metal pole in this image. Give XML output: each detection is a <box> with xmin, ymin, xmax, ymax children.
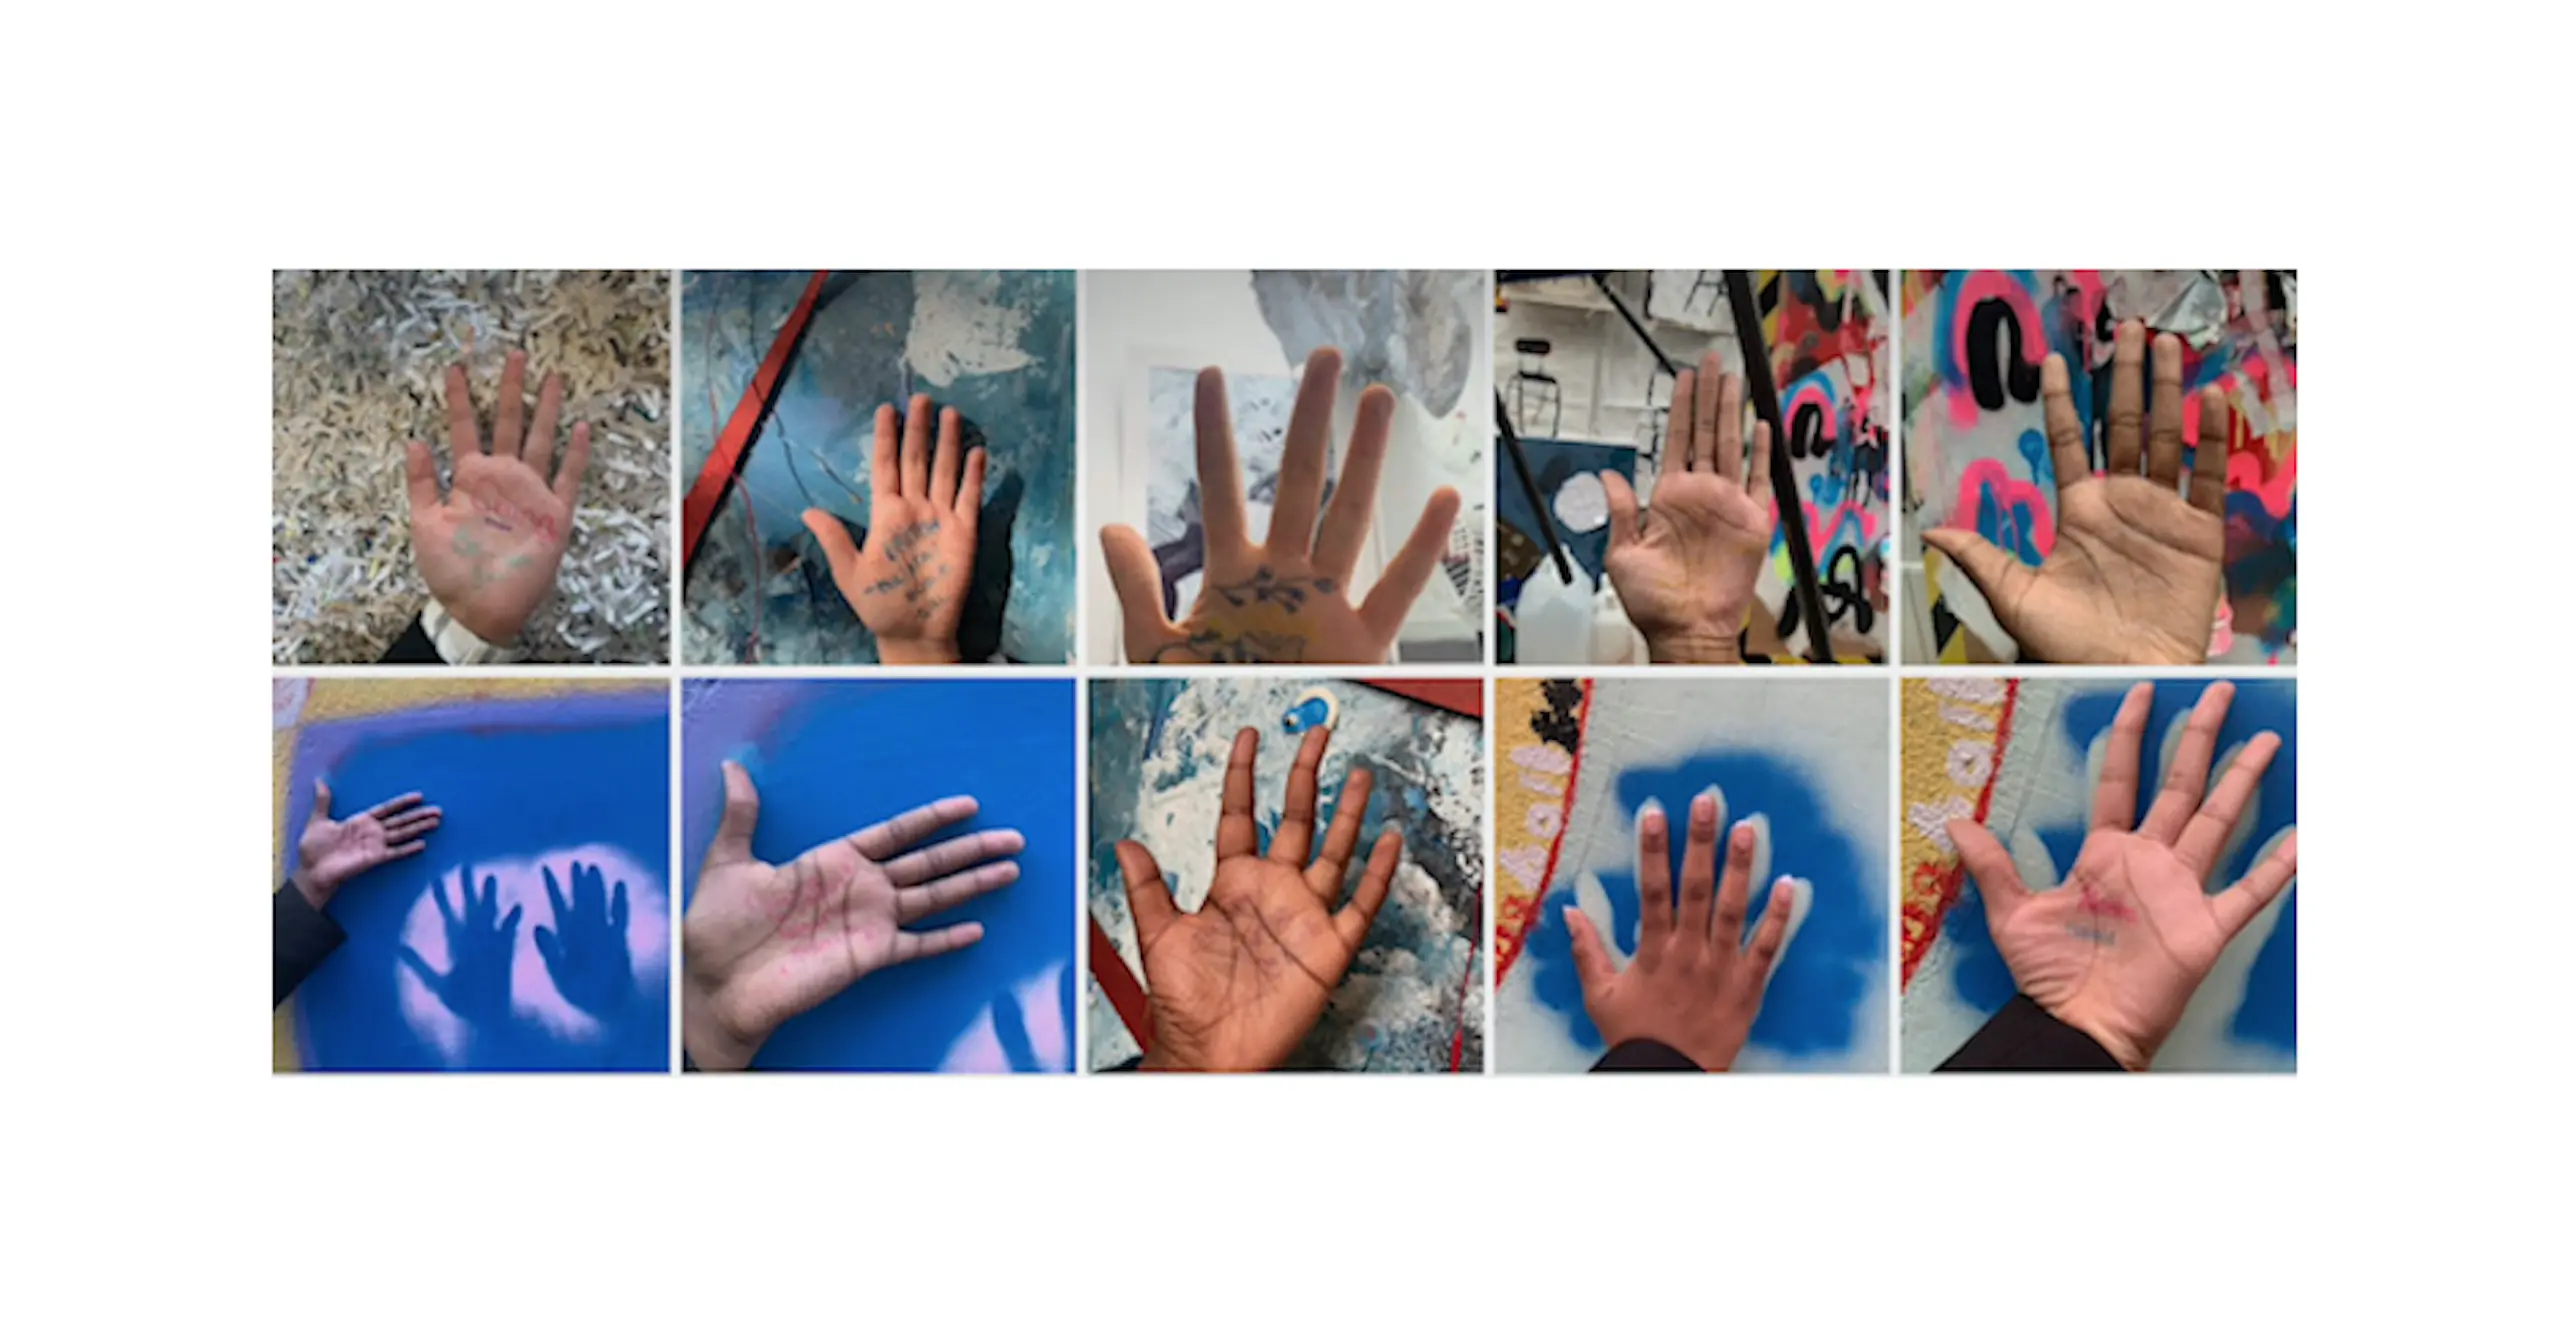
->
<box><xmin>1722</xmin><ymin>269</ymin><xmax>1834</xmax><ymax>663</ymax></box>
<box><xmin>1494</xmin><ymin>395</ymin><xmax>1572</xmax><ymax>584</ymax></box>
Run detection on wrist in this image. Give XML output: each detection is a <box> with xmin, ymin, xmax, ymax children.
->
<box><xmin>290</xmin><ymin>868</ymin><xmax>338</xmax><ymax>911</ymax></box>
<box><xmin>1641</xmin><ymin>626</ymin><xmax>1745</xmax><ymax>665</ymax></box>
<box><xmin>874</xmin><ymin>635</ymin><xmax>961</xmax><ymax>666</ymax></box>
<box><xmin>1136</xmin><ymin>1050</ymin><xmax>1200</xmax><ymax>1072</ymax></box>
<box><xmin>423</xmin><ymin>597</ymin><xmax>530</xmax><ymax>663</ymax></box>
<box><xmin>681</xmin><ymin>981</ymin><xmax>766</xmax><ymax>1072</ymax></box>
<box><xmin>2046</xmin><ymin>997</ymin><xmax>2157</xmax><ymax>1071</ymax></box>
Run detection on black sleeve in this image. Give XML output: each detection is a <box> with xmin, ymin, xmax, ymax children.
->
<box><xmin>1938</xmin><ymin>995</ymin><xmax>2127</xmax><ymax>1072</ymax></box>
<box><xmin>273</xmin><ymin>882</ymin><xmax>347</xmax><ymax>1006</ymax></box>
<box><xmin>1102</xmin><ymin>1056</ymin><xmax>1143</xmax><ymax>1073</ymax></box>
<box><xmin>1590</xmin><ymin>1039</ymin><xmax>1703</xmax><ymax>1072</ymax></box>
<box><xmin>379</xmin><ymin>614</ymin><xmax>441</xmax><ymax>663</ymax></box>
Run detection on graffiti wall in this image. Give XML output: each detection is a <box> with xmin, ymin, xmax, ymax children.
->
<box><xmin>1899</xmin><ymin>677</ymin><xmax>2297</xmax><ymax>1071</ymax></box>
<box><xmin>1086</xmin><ymin>678</ymin><xmax>1485</xmax><ymax>1071</ymax></box>
<box><xmin>273</xmin><ymin>678</ymin><xmax>672</xmax><ymax>1072</ymax></box>
<box><xmin>679</xmin><ymin>678</ymin><xmax>1077</xmax><ymax>1072</ymax></box>
<box><xmin>1902</xmin><ymin>270</ymin><xmax>2299</xmax><ymax>664</ymax></box>
<box><xmin>1493</xmin><ymin>677</ymin><xmax>1890</xmax><ymax>1072</ymax></box>
<box><xmin>681</xmin><ymin>270</ymin><xmax>1077</xmax><ymax>664</ymax></box>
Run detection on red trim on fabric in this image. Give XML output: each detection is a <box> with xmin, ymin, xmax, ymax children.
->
<box><xmin>1448</xmin><ymin>935</ymin><xmax>1480</xmax><ymax>1071</ymax></box>
<box><xmin>1495</xmin><ymin>678</ymin><xmax>1595</xmax><ymax>986</ymax></box>
<box><xmin>680</xmin><ymin>271</ymin><xmax>829</xmax><ymax>568</ymax></box>
<box><xmin>1088</xmin><ymin>916</ymin><xmax>1152</xmax><ymax>1053</ymax></box>
<box><xmin>1900</xmin><ymin>678</ymin><xmax>2019</xmax><ymax>989</ymax></box>
<box><xmin>1357</xmin><ymin>678</ymin><xmax>1483</xmax><ymax>718</ymax></box>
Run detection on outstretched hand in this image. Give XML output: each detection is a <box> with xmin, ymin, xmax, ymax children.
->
<box><xmin>293</xmin><ymin>780</ymin><xmax>441</xmax><ymax>909</ymax></box>
<box><xmin>1567</xmin><ymin>791</ymin><xmax>1800</xmax><ymax>1071</ymax></box>
<box><xmin>1101</xmin><ymin>347</ymin><xmax>1462</xmax><ymax>663</ymax></box>
<box><xmin>1923</xmin><ymin>320</ymin><xmax>2227</xmax><ymax>664</ymax></box>
<box><xmin>1112</xmin><ymin>726</ymin><xmax>1404</xmax><ymax>1071</ymax></box>
<box><xmin>1946</xmin><ymin>682</ymin><xmax>2298</xmax><ymax>1069</ymax></box>
<box><xmin>681</xmin><ymin>763</ymin><xmax>1022</xmax><ymax>1070</ymax></box>
<box><xmin>1602</xmin><ymin>353</ymin><xmax>1775</xmax><ymax>665</ymax></box>
<box><xmin>804</xmin><ymin>394</ymin><xmax>985</xmax><ymax>665</ymax></box>
<box><xmin>405</xmin><ymin>351</ymin><xmax>593</xmax><ymax>646</ymax></box>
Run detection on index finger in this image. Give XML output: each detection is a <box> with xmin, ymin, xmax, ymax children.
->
<box><xmin>2105</xmin><ymin>320</ymin><xmax>2145</xmax><ymax>476</ymax></box>
<box><xmin>1217</xmin><ymin>727</ymin><xmax>1261</xmax><ymax>862</ymax></box>
<box><xmin>445</xmin><ymin>364</ymin><xmax>484</xmax><ymax>456</ymax></box>
<box><xmin>2040</xmin><ymin>354</ymin><xmax>2091</xmax><ymax>488</ymax></box>
<box><xmin>847</xmin><ymin>795</ymin><xmax>981</xmax><ymax>861</ymax></box>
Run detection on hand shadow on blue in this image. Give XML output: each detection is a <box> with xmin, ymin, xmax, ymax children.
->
<box><xmin>1938</xmin><ymin>679</ymin><xmax>2297</xmax><ymax>1059</ymax></box>
<box><xmin>290</xmin><ymin>715</ymin><xmax>671</xmax><ymax>1072</ymax></box>
<box><xmin>1526</xmin><ymin>750</ymin><xmax>1882</xmax><ymax>1066</ymax></box>
<box><xmin>683</xmin><ymin>679</ymin><xmax>1078</xmax><ymax>1072</ymax></box>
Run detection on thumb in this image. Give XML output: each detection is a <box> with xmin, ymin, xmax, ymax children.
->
<box><xmin>1946</xmin><ymin>818</ymin><xmax>2028</xmax><ymax>923</ymax></box>
<box><xmin>1600</xmin><ymin>470</ymin><xmax>1640</xmax><ymax>551</ymax></box>
<box><xmin>1922</xmin><ymin>528</ymin><xmax>2030</xmax><ymax>624</ymax></box>
<box><xmin>708</xmin><ymin>761</ymin><xmax>761</xmax><ymax>868</ymax></box>
<box><xmin>311</xmin><ymin>779</ymin><xmax>333</xmax><ymax>820</ymax></box>
<box><xmin>1099</xmin><ymin>525</ymin><xmax>1177</xmax><ymax>658</ymax></box>
<box><xmin>1563</xmin><ymin>906</ymin><xmax>1618</xmax><ymax>992</ymax></box>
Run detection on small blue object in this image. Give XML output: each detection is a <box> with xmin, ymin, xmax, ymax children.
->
<box><xmin>1280</xmin><ymin>688</ymin><xmax>1338</xmax><ymax>735</ymax></box>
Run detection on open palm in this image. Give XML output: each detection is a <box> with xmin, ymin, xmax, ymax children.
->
<box><xmin>404</xmin><ymin>352</ymin><xmax>593</xmax><ymax>645</ymax></box>
<box><xmin>803</xmin><ymin>394</ymin><xmax>985</xmax><ymax>665</ymax></box>
<box><xmin>1101</xmin><ymin>348</ymin><xmax>1461</xmax><ymax>664</ymax></box>
<box><xmin>1112</xmin><ymin>725</ymin><xmax>1404</xmax><ymax>1071</ymax></box>
<box><xmin>681</xmin><ymin>762</ymin><xmax>1022</xmax><ymax>1069</ymax></box>
<box><xmin>292</xmin><ymin>781</ymin><xmax>441</xmax><ymax>907</ymax></box>
<box><xmin>1924</xmin><ymin>321</ymin><xmax>2227</xmax><ymax>665</ymax></box>
<box><xmin>1946</xmin><ymin>681</ymin><xmax>2299</xmax><ymax>1069</ymax></box>
<box><xmin>1603</xmin><ymin>353</ymin><xmax>1774</xmax><ymax>664</ymax></box>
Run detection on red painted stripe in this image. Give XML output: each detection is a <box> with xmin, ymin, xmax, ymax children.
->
<box><xmin>1088</xmin><ymin>915</ymin><xmax>1152</xmax><ymax>1054</ymax></box>
<box><xmin>1358</xmin><ymin>677</ymin><xmax>1483</xmax><ymax>718</ymax></box>
<box><xmin>680</xmin><ymin>271</ymin><xmax>829</xmax><ymax>568</ymax></box>
<box><xmin>1899</xmin><ymin>678</ymin><xmax>2020</xmax><ymax>988</ymax></box>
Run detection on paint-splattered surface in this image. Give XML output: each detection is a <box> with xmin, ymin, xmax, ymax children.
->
<box><xmin>681</xmin><ymin>271</ymin><xmax>1076</xmax><ymax>664</ymax></box>
<box><xmin>272</xmin><ymin>270</ymin><xmax>672</xmax><ymax>663</ymax></box>
<box><xmin>679</xmin><ymin>678</ymin><xmax>1076</xmax><ymax>1072</ymax></box>
<box><xmin>1900</xmin><ymin>678</ymin><xmax>2297</xmax><ymax>1071</ymax></box>
<box><xmin>274</xmin><ymin>679</ymin><xmax>672</xmax><ymax>1071</ymax></box>
<box><xmin>1087</xmin><ymin>678</ymin><xmax>1485</xmax><ymax>1071</ymax></box>
<box><xmin>1902</xmin><ymin>270</ymin><xmax>2298</xmax><ymax>664</ymax></box>
<box><xmin>1493</xmin><ymin>677</ymin><xmax>1890</xmax><ymax>1071</ymax></box>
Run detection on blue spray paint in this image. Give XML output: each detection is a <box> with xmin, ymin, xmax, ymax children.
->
<box><xmin>1525</xmin><ymin>750</ymin><xmax>1881</xmax><ymax>1057</ymax></box>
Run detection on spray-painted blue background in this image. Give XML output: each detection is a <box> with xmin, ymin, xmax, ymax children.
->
<box><xmin>1923</xmin><ymin>678</ymin><xmax>2297</xmax><ymax>1070</ymax></box>
<box><xmin>1495</xmin><ymin>436</ymin><xmax>1634</xmax><ymax>610</ymax></box>
<box><xmin>680</xmin><ymin>678</ymin><xmax>1077</xmax><ymax>1071</ymax></box>
<box><xmin>681</xmin><ymin>270</ymin><xmax>1076</xmax><ymax>664</ymax></box>
<box><xmin>282</xmin><ymin>690</ymin><xmax>672</xmax><ymax>1072</ymax></box>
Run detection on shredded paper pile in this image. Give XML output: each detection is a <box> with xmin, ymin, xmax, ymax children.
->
<box><xmin>272</xmin><ymin>270</ymin><xmax>670</xmax><ymax>662</ymax></box>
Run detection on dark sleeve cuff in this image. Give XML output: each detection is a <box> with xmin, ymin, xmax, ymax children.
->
<box><xmin>379</xmin><ymin>614</ymin><xmax>441</xmax><ymax>663</ymax></box>
<box><xmin>273</xmin><ymin>881</ymin><xmax>347</xmax><ymax>1006</ymax></box>
<box><xmin>1591</xmin><ymin>1038</ymin><xmax>1705</xmax><ymax>1072</ymax></box>
<box><xmin>1938</xmin><ymin>995</ymin><xmax>2127</xmax><ymax>1072</ymax></box>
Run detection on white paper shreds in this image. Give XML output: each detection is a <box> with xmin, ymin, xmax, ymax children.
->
<box><xmin>271</xmin><ymin>270</ymin><xmax>671</xmax><ymax>663</ymax></box>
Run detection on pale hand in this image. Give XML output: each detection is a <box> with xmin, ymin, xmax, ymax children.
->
<box><xmin>1602</xmin><ymin>353</ymin><xmax>1775</xmax><ymax>665</ymax></box>
<box><xmin>805</xmin><ymin>394</ymin><xmax>985</xmax><ymax>666</ymax></box>
<box><xmin>1567</xmin><ymin>792</ymin><xmax>1800</xmax><ymax>1071</ymax></box>
<box><xmin>404</xmin><ymin>352</ymin><xmax>593</xmax><ymax>646</ymax></box>
<box><xmin>1947</xmin><ymin>681</ymin><xmax>2299</xmax><ymax>1069</ymax></box>
<box><xmin>1924</xmin><ymin>321</ymin><xmax>2228</xmax><ymax>665</ymax></box>
<box><xmin>1114</xmin><ymin>726</ymin><xmax>1403</xmax><ymax>1071</ymax></box>
<box><xmin>293</xmin><ymin>780</ymin><xmax>442</xmax><ymax>909</ymax></box>
<box><xmin>681</xmin><ymin>762</ymin><xmax>1022</xmax><ymax>1070</ymax></box>
<box><xmin>1101</xmin><ymin>347</ymin><xmax>1461</xmax><ymax>664</ymax></box>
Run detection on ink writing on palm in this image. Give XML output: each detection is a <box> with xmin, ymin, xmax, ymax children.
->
<box><xmin>292</xmin><ymin>780</ymin><xmax>441</xmax><ymax>908</ymax></box>
<box><xmin>1924</xmin><ymin>321</ymin><xmax>2227</xmax><ymax>664</ymax></box>
<box><xmin>399</xmin><ymin>866</ymin><xmax>522</xmax><ymax>1025</ymax></box>
<box><xmin>1101</xmin><ymin>347</ymin><xmax>1462</xmax><ymax>664</ymax></box>
<box><xmin>1112</xmin><ymin>726</ymin><xmax>1405</xmax><ymax>1072</ymax></box>
<box><xmin>804</xmin><ymin>395</ymin><xmax>984</xmax><ymax>666</ymax></box>
<box><xmin>1946</xmin><ymin>682</ymin><xmax>2299</xmax><ymax>1068</ymax></box>
<box><xmin>404</xmin><ymin>352</ymin><xmax>594</xmax><ymax>645</ymax></box>
<box><xmin>680</xmin><ymin>762</ymin><xmax>1021</xmax><ymax>1070</ymax></box>
<box><xmin>535</xmin><ymin>862</ymin><xmax>634</xmax><ymax>1018</ymax></box>
<box><xmin>1602</xmin><ymin>354</ymin><xmax>1775</xmax><ymax>664</ymax></box>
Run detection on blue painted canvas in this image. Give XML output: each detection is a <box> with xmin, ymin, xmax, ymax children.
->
<box><xmin>680</xmin><ymin>678</ymin><xmax>1077</xmax><ymax>1071</ymax></box>
<box><xmin>1496</xmin><ymin>678</ymin><xmax>1890</xmax><ymax>1072</ymax></box>
<box><xmin>1086</xmin><ymin>678</ymin><xmax>1486</xmax><ymax>1072</ymax></box>
<box><xmin>1494</xmin><ymin>435</ymin><xmax>1635</xmax><ymax>611</ymax></box>
<box><xmin>281</xmin><ymin>688</ymin><xmax>672</xmax><ymax>1072</ymax></box>
<box><xmin>1905</xmin><ymin>678</ymin><xmax>2297</xmax><ymax>1071</ymax></box>
<box><xmin>681</xmin><ymin>270</ymin><xmax>1076</xmax><ymax>664</ymax></box>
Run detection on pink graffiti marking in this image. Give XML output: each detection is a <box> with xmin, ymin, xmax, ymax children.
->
<box><xmin>2076</xmin><ymin>881</ymin><xmax>2139</xmax><ymax>925</ymax></box>
<box><xmin>1946</xmin><ymin>457</ymin><xmax>2055</xmax><ymax>557</ymax></box>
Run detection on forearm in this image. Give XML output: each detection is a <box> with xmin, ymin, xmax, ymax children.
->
<box><xmin>1589</xmin><ymin>1038</ymin><xmax>1707</xmax><ymax>1072</ymax></box>
<box><xmin>1937</xmin><ymin>995</ymin><xmax>2129</xmax><ymax>1072</ymax></box>
<box><xmin>272</xmin><ymin>880</ymin><xmax>347</xmax><ymax>1006</ymax></box>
